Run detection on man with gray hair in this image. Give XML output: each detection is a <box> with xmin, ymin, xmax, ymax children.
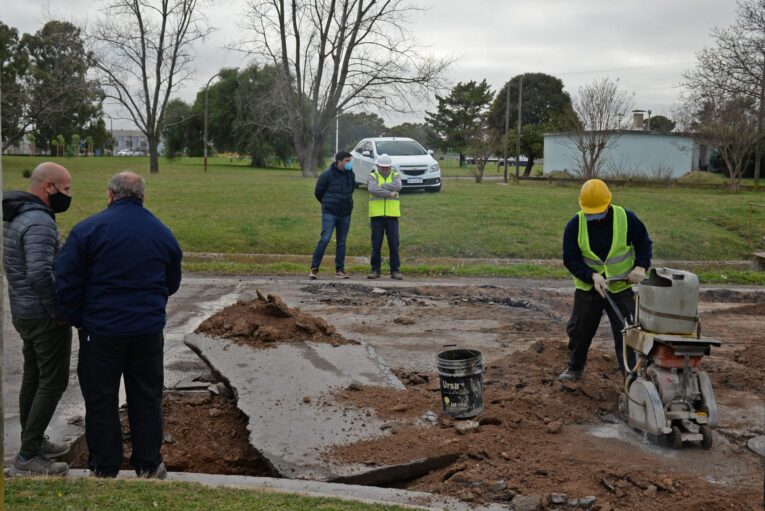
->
<box><xmin>56</xmin><ymin>172</ymin><xmax>182</xmax><ymax>479</ymax></box>
<box><xmin>3</xmin><ymin>162</ymin><xmax>73</xmax><ymax>476</ymax></box>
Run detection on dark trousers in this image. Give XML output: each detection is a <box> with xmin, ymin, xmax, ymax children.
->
<box><xmin>370</xmin><ymin>217</ymin><xmax>400</xmax><ymax>273</ymax></box>
<box><xmin>566</xmin><ymin>288</ymin><xmax>637</xmax><ymax>372</ymax></box>
<box><xmin>12</xmin><ymin>317</ymin><xmax>72</xmax><ymax>458</ymax></box>
<box><xmin>77</xmin><ymin>330</ymin><xmax>164</xmax><ymax>476</ymax></box>
<box><xmin>311</xmin><ymin>212</ymin><xmax>352</xmax><ymax>271</ymax></box>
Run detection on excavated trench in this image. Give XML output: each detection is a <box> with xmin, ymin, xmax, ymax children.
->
<box><xmin>68</xmin><ymin>286</ymin><xmax>764</xmax><ymax>509</ymax></box>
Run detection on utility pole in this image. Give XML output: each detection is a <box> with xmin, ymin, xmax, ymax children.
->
<box><xmin>502</xmin><ymin>84</ymin><xmax>510</xmax><ymax>183</ymax></box>
<box><xmin>515</xmin><ymin>76</ymin><xmax>523</xmax><ymax>183</ymax></box>
<box><xmin>755</xmin><ymin>51</ymin><xmax>765</xmax><ymax>191</ymax></box>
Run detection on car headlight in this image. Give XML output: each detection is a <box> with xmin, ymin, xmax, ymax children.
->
<box><xmin>430</xmin><ymin>163</ymin><xmax>440</xmax><ymax>173</ymax></box>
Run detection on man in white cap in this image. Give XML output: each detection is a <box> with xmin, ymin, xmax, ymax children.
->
<box><xmin>367</xmin><ymin>154</ymin><xmax>403</xmax><ymax>279</ymax></box>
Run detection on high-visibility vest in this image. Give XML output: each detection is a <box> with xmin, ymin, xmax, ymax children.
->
<box><xmin>369</xmin><ymin>170</ymin><xmax>401</xmax><ymax>218</ymax></box>
<box><xmin>574</xmin><ymin>205</ymin><xmax>634</xmax><ymax>294</ymax></box>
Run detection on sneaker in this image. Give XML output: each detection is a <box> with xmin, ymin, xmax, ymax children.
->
<box><xmin>390</xmin><ymin>272</ymin><xmax>404</xmax><ymax>280</ymax></box>
<box><xmin>336</xmin><ymin>271</ymin><xmax>350</xmax><ymax>279</ymax></box>
<box><xmin>41</xmin><ymin>437</ymin><xmax>70</xmax><ymax>459</ymax></box>
<box><xmin>558</xmin><ymin>368</ymin><xmax>582</xmax><ymax>382</ymax></box>
<box><xmin>11</xmin><ymin>454</ymin><xmax>69</xmax><ymax>476</ymax></box>
<box><xmin>309</xmin><ymin>268</ymin><xmax>319</xmax><ymax>279</ymax></box>
<box><xmin>137</xmin><ymin>462</ymin><xmax>167</xmax><ymax>480</ymax></box>
<box><xmin>367</xmin><ymin>271</ymin><xmax>381</xmax><ymax>279</ymax></box>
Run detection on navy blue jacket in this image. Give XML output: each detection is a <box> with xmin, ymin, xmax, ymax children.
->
<box><xmin>562</xmin><ymin>206</ymin><xmax>652</xmax><ymax>284</ymax></box>
<box><xmin>55</xmin><ymin>199</ymin><xmax>183</xmax><ymax>336</ymax></box>
<box><xmin>314</xmin><ymin>163</ymin><xmax>355</xmax><ymax>216</ymax></box>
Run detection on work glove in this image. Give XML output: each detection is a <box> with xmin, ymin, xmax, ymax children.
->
<box><xmin>592</xmin><ymin>272</ymin><xmax>608</xmax><ymax>298</ymax></box>
<box><xmin>627</xmin><ymin>266</ymin><xmax>647</xmax><ymax>284</ymax></box>
<box><xmin>390</xmin><ymin>192</ymin><xmax>399</xmax><ymax>198</ymax></box>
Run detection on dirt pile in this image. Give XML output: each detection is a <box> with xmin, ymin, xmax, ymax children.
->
<box><xmin>325</xmin><ymin>339</ymin><xmax>762</xmax><ymax>510</ymax></box>
<box><xmin>196</xmin><ymin>290</ymin><xmax>358</xmax><ymax>349</ymax></box>
<box><xmin>69</xmin><ymin>392</ymin><xmax>276</xmax><ymax>476</ymax></box>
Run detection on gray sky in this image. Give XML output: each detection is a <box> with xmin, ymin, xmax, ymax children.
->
<box><xmin>2</xmin><ymin>0</ymin><xmax>737</xmax><ymax>128</ymax></box>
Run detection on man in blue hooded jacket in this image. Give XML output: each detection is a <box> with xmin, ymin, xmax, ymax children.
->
<box><xmin>310</xmin><ymin>151</ymin><xmax>355</xmax><ymax>279</ymax></box>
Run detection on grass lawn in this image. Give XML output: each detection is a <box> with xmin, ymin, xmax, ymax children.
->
<box><xmin>5</xmin><ymin>477</ymin><xmax>414</xmax><ymax>511</ymax></box>
<box><xmin>2</xmin><ymin>156</ymin><xmax>763</xmax><ymax>270</ymax></box>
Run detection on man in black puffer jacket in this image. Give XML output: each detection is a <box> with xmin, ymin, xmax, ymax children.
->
<box><xmin>309</xmin><ymin>151</ymin><xmax>356</xmax><ymax>279</ymax></box>
<box><xmin>3</xmin><ymin>162</ymin><xmax>73</xmax><ymax>476</ymax></box>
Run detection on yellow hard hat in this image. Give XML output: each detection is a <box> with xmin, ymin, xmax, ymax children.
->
<box><xmin>579</xmin><ymin>179</ymin><xmax>612</xmax><ymax>214</ymax></box>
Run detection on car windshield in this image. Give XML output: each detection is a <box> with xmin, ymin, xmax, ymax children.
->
<box><xmin>375</xmin><ymin>140</ymin><xmax>426</xmax><ymax>156</ymax></box>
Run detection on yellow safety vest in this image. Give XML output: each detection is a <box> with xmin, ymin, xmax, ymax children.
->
<box><xmin>574</xmin><ymin>205</ymin><xmax>634</xmax><ymax>294</ymax></box>
<box><xmin>369</xmin><ymin>171</ymin><xmax>401</xmax><ymax>218</ymax></box>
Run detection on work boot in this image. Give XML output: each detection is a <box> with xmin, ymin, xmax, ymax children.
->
<box><xmin>309</xmin><ymin>267</ymin><xmax>319</xmax><ymax>279</ymax></box>
<box><xmin>336</xmin><ymin>270</ymin><xmax>350</xmax><ymax>279</ymax></box>
<box><xmin>41</xmin><ymin>436</ymin><xmax>70</xmax><ymax>459</ymax></box>
<box><xmin>11</xmin><ymin>454</ymin><xmax>69</xmax><ymax>476</ymax></box>
<box><xmin>367</xmin><ymin>271</ymin><xmax>381</xmax><ymax>279</ymax></box>
<box><xmin>558</xmin><ymin>368</ymin><xmax>582</xmax><ymax>382</ymax></box>
<box><xmin>390</xmin><ymin>272</ymin><xmax>404</xmax><ymax>280</ymax></box>
<box><xmin>137</xmin><ymin>462</ymin><xmax>167</xmax><ymax>480</ymax></box>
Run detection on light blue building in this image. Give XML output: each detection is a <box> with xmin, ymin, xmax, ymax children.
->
<box><xmin>543</xmin><ymin>131</ymin><xmax>710</xmax><ymax>179</ymax></box>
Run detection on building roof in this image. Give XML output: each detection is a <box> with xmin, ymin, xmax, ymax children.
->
<box><xmin>544</xmin><ymin>130</ymin><xmax>695</xmax><ymax>138</ymax></box>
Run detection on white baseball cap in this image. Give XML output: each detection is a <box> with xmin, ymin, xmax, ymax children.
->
<box><xmin>376</xmin><ymin>154</ymin><xmax>393</xmax><ymax>167</ymax></box>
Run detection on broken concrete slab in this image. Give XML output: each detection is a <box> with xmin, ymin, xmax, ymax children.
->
<box><xmin>747</xmin><ymin>436</ymin><xmax>765</xmax><ymax>457</ymax></box>
<box><xmin>186</xmin><ymin>333</ymin><xmax>451</xmax><ymax>483</ymax></box>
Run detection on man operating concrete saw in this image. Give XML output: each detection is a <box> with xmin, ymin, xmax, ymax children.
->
<box><xmin>559</xmin><ymin>179</ymin><xmax>653</xmax><ymax>382</ymax></box>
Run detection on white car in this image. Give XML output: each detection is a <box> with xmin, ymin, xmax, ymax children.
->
<box><xmin>351</xmin><ymin>137</ymin><xmax>441</xmax><ymax>192</ymax></box>
<box><xmin>117</xmin><ymin>149</ymin><xmax>133</xmax><ymax>156</ymax></box>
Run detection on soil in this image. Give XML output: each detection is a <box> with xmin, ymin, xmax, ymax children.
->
<box><xmin>196</xmin><ymin>290</ymin><xmax>358</xmax><ymax>349</ymax></box>
<box><xmin>324</xmin><ymin>337</ymin><xmax>764</xmax><ymax>510</ymax></box>
<box><xmin>69</xmin><ymin>391</ymin><xmax>276</xmax><ymax>476</ymax></box>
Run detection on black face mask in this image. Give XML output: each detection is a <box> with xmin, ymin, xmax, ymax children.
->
<box><xmin>48</xmin><ymin>185</ymin><xmax>72</xmax><ymax>213</ymax></box>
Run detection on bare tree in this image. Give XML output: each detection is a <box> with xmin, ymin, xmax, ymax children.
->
<box><xmin>466</xmin><ymin>121</ymin><xmax>500</xmax><ymax>183</ymax></box>
<box><xmin>566</xmin><ymin>78</ymin><xmax>634</xmax><ymax>179</ymax></box>
<box><xmin>683</xmin><ymin>92</ymin><xmax>760</xmax><ymax>192</ymax></box>
<box><xmin>90</xmin><ymin>0</ymin><xmax>211</xmax><ymax>173</ymax></box>
<box><xmin>242</xmin><ymin>0</ymin><xmax>451</xmax><ymax>177</ymax></box>
<box><xmin>684</xmin><ymin>0</ymin><xmax>765</xmax><ymax>188</ymax></box>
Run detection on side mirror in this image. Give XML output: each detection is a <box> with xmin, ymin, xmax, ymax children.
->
<box><xmin>427</xmin><ymin>149</ymin><xmax>434</xmax><ymax>155</ymax></box>
<box><xmin>362</xmin><ymin>150</ymin><xmax>371</xmax><ymax>157</ymax></box>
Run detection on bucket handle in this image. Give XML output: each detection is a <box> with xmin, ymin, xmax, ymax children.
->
<box><xmin>438</xmin><ymin>343</ymin><xmax>458</xmax><ymax>356</ymax></box>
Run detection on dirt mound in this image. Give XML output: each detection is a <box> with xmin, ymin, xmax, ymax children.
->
<box><xmin>325</xmin><ymin>340</ymin><xmax>762</xmax><ymax>509</ymax></box>
<box><xmin>196</xmin><ymin>291</ymin><xmax>358</xmax><ymax>349</ymax></box>
<box><xmin>69</xmin><ymin>392</ymin><xmax>276</xmax><ymax>476</ymax></box>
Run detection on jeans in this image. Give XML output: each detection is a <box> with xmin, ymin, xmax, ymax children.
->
<box><xmin>77</xmin><ymin>330</ymin><xmax>164</xmax><ymax>476</ymax></box>
<box><xmin>12</xmin><ymin>317</ymin><xmax>72</xmax><ymax>458</ymax></box>
<box><xmin>566</xmin><ymin>288</ymin><xmax>636</xmax><ymax>372</ymax></box>
<box><xmin>370</xmin><ymin>217</ymin><xmax>400</xmax><ymax>273</ymax></box>
<box><xmin>311</xmin><ymin>212</ymin><xmax>352</xmax><ymax>271</ymax></box>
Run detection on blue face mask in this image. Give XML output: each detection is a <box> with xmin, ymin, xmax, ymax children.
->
<box><xmin>343</xmin><ymin>160</ymin><xmax>353</xmax><ymax>171</ymax></box>
<box><xmin>585</xmin><ymin>211</ymin><xmax>608</xmax><ymax>221</ymax></box>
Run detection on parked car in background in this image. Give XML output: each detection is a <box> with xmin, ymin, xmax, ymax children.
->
<box><xmin>351</xmin><ymin>137</ymin><xmax>441</xmax><ymax>192</ymax></box>
<box><xmin>117</xmin><ymin>149</ymin><xmax>133</xmax><ymax>156</ymax></box>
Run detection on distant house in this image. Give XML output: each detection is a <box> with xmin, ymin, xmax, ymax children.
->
<box><xmin>112</xmin><ymin>129</ymin><xmax>149</xmax><ymax>153</ymax></box>
<box><xmin>543</xmin><ymin>130</ymin><xmax>711</xmax><ymax>179</ymax></box>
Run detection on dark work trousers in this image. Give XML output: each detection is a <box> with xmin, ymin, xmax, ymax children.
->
<box><xmin>12</xmin><ymin>317</ymin><xmax>72</xmax><ymax>458</ymax></box>
<box><xmin>311</xmin><ymin>212</ymin><xmax>352</xmax><ymax>271</ymax></box>
<box><xmin>77</xmin><ymin>330</ymin><xmax>164</xmax><ymax>476</ymax></box>
<box><xmin>566</xmin><ymin>288</ymin><xmax>637</xmax><ymax>373</ymax></box>
<box><xmin>370</xmin><ymin>216</ymin><xmax>400</xmax><ymax>274</ymax></box>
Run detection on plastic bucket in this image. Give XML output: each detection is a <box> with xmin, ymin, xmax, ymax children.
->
<box><xmin>437</xmin><ymin>348</ymin><xmax>484</xmax><ymax>419</ymax></box>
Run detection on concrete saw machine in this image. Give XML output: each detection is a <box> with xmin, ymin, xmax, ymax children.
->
<box><xmin>606</xmin><ymin>268</ymin><xmax>720</xmax><ymax>449</ymax></box>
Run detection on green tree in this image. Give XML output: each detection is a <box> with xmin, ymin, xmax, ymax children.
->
<box><xmin>0</xmin><ymin>21</ymin><xmax>29</xmax><ymax>150</ymax></box>
<box><xmin>489</xmin><ymin>73</ymin><xmax>573</xmax><ymax>176</ymax></box>
<box><xmin>162</xmin><ymin>99</ymin><xmax>196</xmax><ymax>159</ymax></box>
<box><xmin>385</xmin><ymin>122</ymin><xmax>439</xmax><ymax>148</ymax></box>
<box><xmin>426</xmin><ymin>79</ymin><xmax>494</xmax><ymax>166</ymax></box>
<box><xmin>23</xmin><ymin>21</ymin><xmax>103</xmax><ymax>153</ymax></box>
<box><xmin>331</xmin><ymin>112</ymin><xmax>386</xmax><ymax>152</ymax></box>
<box><xmin>648</xmin><ymin>115</ymin><xmax>676</xmax><ymax>133</ymax></box>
